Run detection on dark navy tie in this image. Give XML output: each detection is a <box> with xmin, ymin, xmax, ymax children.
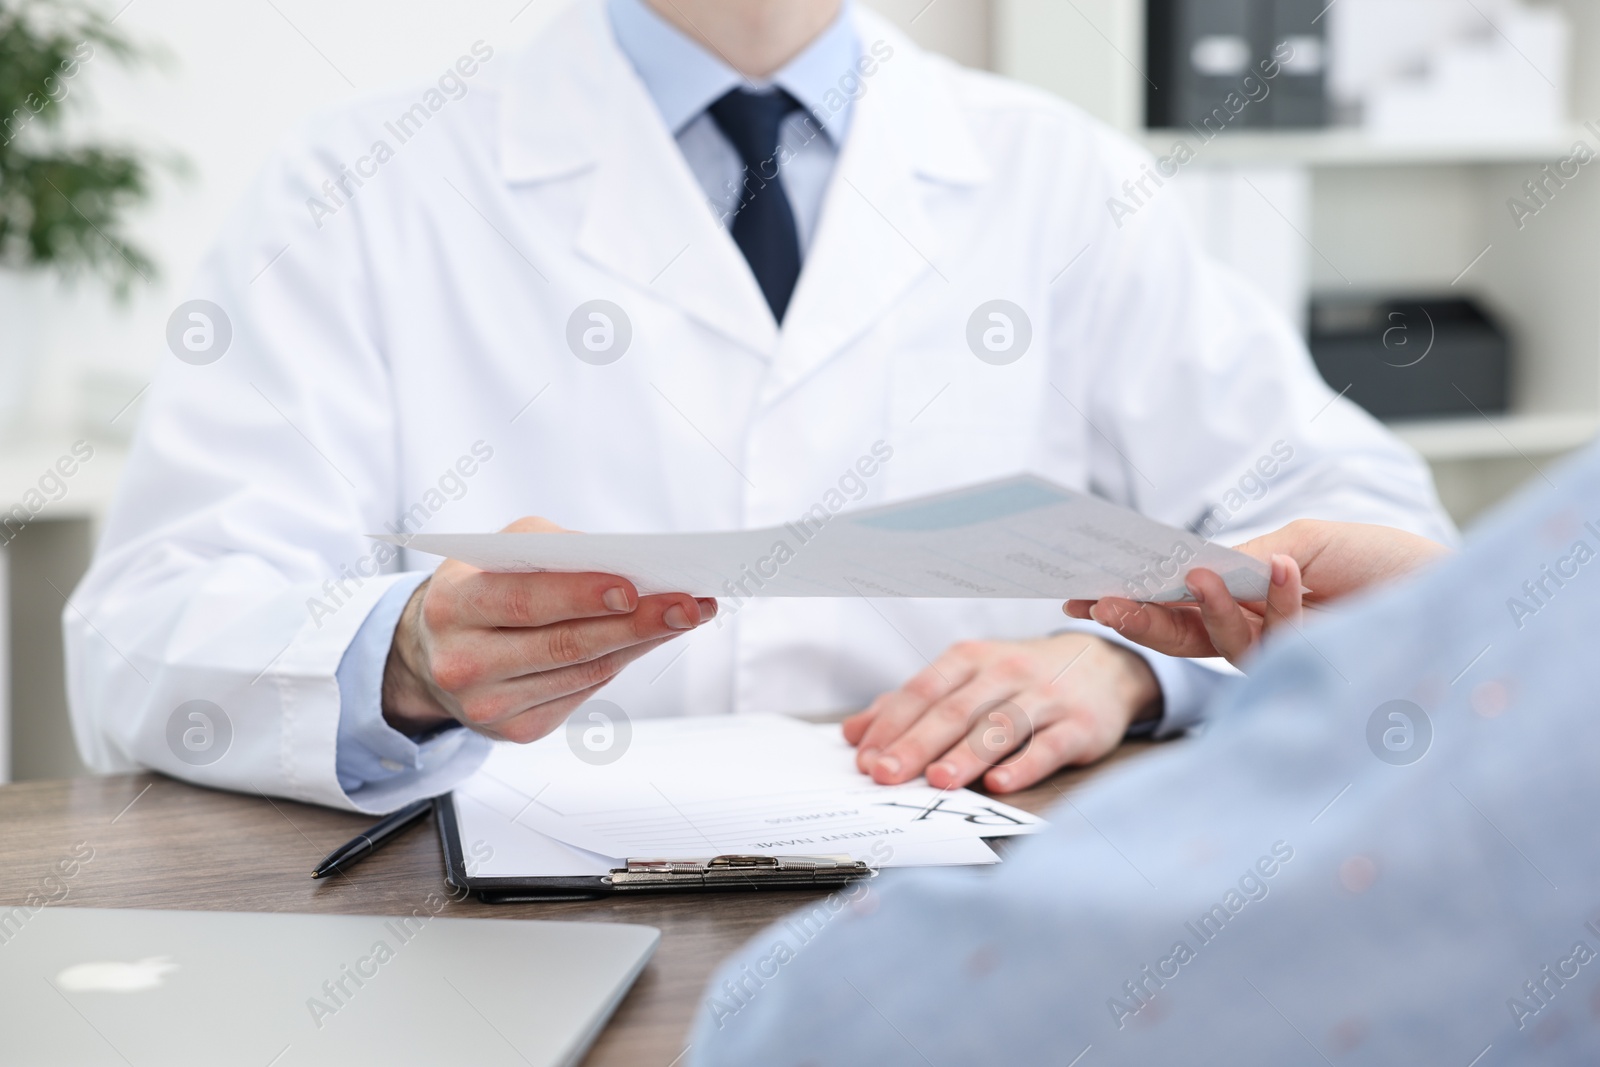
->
<box><xmin>708</xmin><ymin>87</ymin><xmax>803</xmax><ymax>324</ymax></box>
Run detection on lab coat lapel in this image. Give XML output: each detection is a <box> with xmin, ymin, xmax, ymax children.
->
<box><xmin>578</xmin><ymin>81</ymin><xmax>781</xmax><ymax>358</ymax></box>
<box><xmin>500</xmin><ymin>1</ymin><xmax>778</xmax><ymax>359</ymax></box>
<box><xmin>768</xmin><ymin>17</ymin><xmax>990</xmax><ymax>403</ymax></box>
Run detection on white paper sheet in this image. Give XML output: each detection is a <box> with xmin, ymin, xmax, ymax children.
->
<box><xmin>453</xmin><ymin>784</ymin><xmax>616</xmax><ymax>878</ymax></box>
<box><xmin>452</xmin><ymin>715</ymin><xmax>1037</xmax><ymax>868</ymax></box>
<box><xmin>514</xmin><ymin>781</ymin><xmax>1038</xmax><ymax>862</ymax></box>
<box><xmin>859</xmin><ymin>836</ymin><xmax>999</xmax><ymax>867</ymax></box>
<box><xmin>381</xmin><ymin>475</ymin><xmax>1269</xmax><ymax>602</ymax></box>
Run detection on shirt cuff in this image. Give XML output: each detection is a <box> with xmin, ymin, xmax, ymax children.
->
<box><xmin>334</xmin><ymin>572</ymin><xmax>478</xmax><ymax>797</ymax></box>
<box><xmin>1136</xmin><ymin>652</ymin><xmax>1237</xmax><ymax>737</ymax></box>
<box><xmin>1053</xmin><ymin>618</ymin><xmax>1237</xmax><ymax>738</ymax></box>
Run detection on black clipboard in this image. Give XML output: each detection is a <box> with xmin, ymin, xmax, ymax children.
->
<box><xmin>436</xmin><ymin>794</ymin><xmax>874</xmax><ymax>903</ymax></box>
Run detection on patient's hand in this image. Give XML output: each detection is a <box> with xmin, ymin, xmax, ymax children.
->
<box><xmin>842</xmin><ymin>634</ymin><xmax>1161</xmax><ymax>794</ymax></box>
<box><xmin>1064</xmin><ymin>519</ymin><xmax>1450</xmax><ymax>668</ymax></box>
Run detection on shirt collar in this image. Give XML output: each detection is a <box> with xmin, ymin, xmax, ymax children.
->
<box><xmin>606</xmin><ymin>0</ymin><xmax>860</xmax><ymax>142</ymax></box>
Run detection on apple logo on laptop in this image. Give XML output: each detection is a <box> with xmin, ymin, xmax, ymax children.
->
<box><xmin>56</xmin><ymin>957</ymin><xmax>179</xmax><ymax>993</ymax></box>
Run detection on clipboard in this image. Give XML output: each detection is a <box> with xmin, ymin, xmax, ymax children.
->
<box><xmin>436</xmin><ymin>794</ymin><xmax>874</xmax><ymax>903</ymax></box>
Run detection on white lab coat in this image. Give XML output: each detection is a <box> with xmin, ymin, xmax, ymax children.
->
<box><xmin>65</xmin><ymin>1</ymin><xmax>1452</xmax><ymax>811</ymax></box>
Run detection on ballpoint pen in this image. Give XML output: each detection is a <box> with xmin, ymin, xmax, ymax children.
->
<box><xmin>311</xmin><ymin>797</ymin><xmax>436</xmax><ymax>878</ymax></box>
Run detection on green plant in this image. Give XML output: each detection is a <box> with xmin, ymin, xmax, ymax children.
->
<box><xmin>0</xmin><ymin>0</ymin><xmax>156</xmax><ymax>290</ymax></box>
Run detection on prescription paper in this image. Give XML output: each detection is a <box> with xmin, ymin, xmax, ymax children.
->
<box><xmin>381</xmin><ymin>475</ymin><xmax>1269</xmax><ymax>602</ymax></box>
<box><xmin>453</xmin><ymin>715</ymin><xmax>1038</xmax><ymax>868</ymax></box>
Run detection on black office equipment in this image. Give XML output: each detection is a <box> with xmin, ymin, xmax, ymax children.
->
<box><xmin>1308</xmin><ymin>297</ymin><xmax>1511</xmax><ymax>421</ymax></box>
<box><xmin>1146</xmin><ymin>0</ymin><xmax>1328</xmax><ymax>130</ymax></box>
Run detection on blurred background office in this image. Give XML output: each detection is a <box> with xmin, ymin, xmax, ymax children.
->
<box><xmin>2</xmin><ymin>0</ymin><xmax>1595</xmax><ymax>783</ymax></box>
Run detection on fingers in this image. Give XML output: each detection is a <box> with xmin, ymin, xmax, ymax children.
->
<box><xmin>1084</xmin><ymin>597</ymin><xmax>1152</xmax><ymax>638</ymax></box>
<box><xmin>1185</xmin><ymin>568</ymin><xmax>1263</xmax><ymax>664</ymax></box>
<box><xmin>981</xmin><ymin>717</ymin><xmax>1114</xmax><ymax>793</ymax></box>
<box><xmin>841</xmin><ymin>707</ymin><xmax>876</xmax><ymax>746</ymax></box>
<box><xmin>499</xmin><ymin>516</ymin><xmax>570</xmax><ymax>534</ymax></box>
<box><xmin>868</xmin><ymin>670</ymin><xmax>1024</xmax><ymax>785</ymax></box>
<box><xmin>434</xmin><ymin>516</ymin><xmax>657</xmax><ymax>628</ymax></box>
<box><xmin>432</xmin><ymin>569</ymin><xmax>654</xmax><ymax>629</ymax></box>
<box><xmin>430</xmin><ymin>593</ymin><xmax>715</xmax><ymax>687</ymax></box>
<box><xmin>1262</xmin><ymin>554</ymin><xmax>1304</xmax><ymax>635</ymax></box>
<box><xmin>924</xmin><ymin>698</ymin><xmax>1038</xmax><ymax>790</ymax></box>
<box><xmin>454</xmin><ymin>635</ymin><xmax>679</xmax><ymax>740</ymax></box>
<box><xmin>1070</xmin><ymin>565</ymin><xmax>1277</xmax><ymax>667</ymax></box>
<box><xmin>850</xmin><ymin>634</ymin><xmax>1155</xmax><ymax>793</ymax></box>
<box><xmin>392</xmin><ymin>514</ymin><xmax>716</xmax><ymax>738</ymax></box>
<box><xmin>852</xmin><ymin>650</ymin><xmax>980</xmax><ymax>772</ymax></box>
<box><xmin>1084</xmin><ymin>597</ymin><xmax>1218</xmax><ymax>659</ymax></box>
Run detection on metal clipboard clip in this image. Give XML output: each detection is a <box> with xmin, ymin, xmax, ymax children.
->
<box><xmin>603</xmin><ymin>854</ymin><xmax>872</xmax><ymax>891</ymax></box>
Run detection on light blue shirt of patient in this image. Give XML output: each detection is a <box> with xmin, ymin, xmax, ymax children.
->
<box><xmin>691</xmin><ymin>441</ymin><xmax>1600</xmax><ymax>1063</ymax></box>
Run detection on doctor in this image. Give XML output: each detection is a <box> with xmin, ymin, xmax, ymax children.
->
<box><xmin>66</xmin><ymin>0</ymin><xmax>1452</xmax><ymax>812</ymax></box>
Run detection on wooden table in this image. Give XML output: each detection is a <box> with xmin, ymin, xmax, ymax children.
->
<box><xmin>0</xmin><ymin>746</ymin><xmax>1147</xmax><ymax>1064</ymax></box>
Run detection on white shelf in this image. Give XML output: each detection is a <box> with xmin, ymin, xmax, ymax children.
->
<box><xmin>1390</xmin><ymin>412</ymin><xmax>1599</xmax><ymax>462</ymax></box>
<box><xmin>1140</xmin><ymin>126</ymin><xmax>1595</xmax><ymax>168</ymax></box>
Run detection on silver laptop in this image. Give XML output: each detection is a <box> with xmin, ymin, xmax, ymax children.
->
<box><xmin>0</xmin><ymin>907</ymin><xmax>658</xmax><ymax>1066</ymax></box>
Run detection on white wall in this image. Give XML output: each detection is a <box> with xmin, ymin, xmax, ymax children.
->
<box><xmin>25</xmin><ymin>0</ymin><xmax>551</xmax><ymax>435</ymax></box>
<box><xmin>994</xmin><ymin>0</ymin><xmax>1143</xmax><ymax>131</ymax></box>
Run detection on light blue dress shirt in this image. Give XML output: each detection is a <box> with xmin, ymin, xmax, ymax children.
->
<box><xmin>334</xmin><ymin>0</ymin><xmax>1220</xmax><ymax>795</ymax></box>
<box><xmin>691</xmin><ymin>443</ymin><xmax>1600</xmax><ymax>1063</ymax></box>
<box><xmin>333</xmin><ymin>572</ymin><xmax>437</xmax><ymax>794</ymax></box>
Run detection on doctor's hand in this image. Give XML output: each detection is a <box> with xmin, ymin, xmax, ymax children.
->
<box><xmin>1064</xmin><ymin>520</ymin><xmax>1449</xmax><ymax>668</ymax></box>
<box><xmin>841</xmin><ymin>634</ymin><xmax>1161</xmax><ymax>794</ymax></box>
<box><xmin>381</xmin><ymin>518</ymin><xmax>715</xmax><ymax>743</ymax></box>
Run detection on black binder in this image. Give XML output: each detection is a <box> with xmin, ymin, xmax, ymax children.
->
<box><xmin>1146</xmin><ymin>0</ymin><xmax>1327</xmax><ymax>129</ymax></box>
<box><xmin>437</xmin><ymin>794</ymin><xmax>873</xmax><ymax>903</ymax></box>
<box><xmin>1148</xmin><ymin>0</ymin><xmax>1258</xmax><ymax>130</ymax></box>
<box><xmin>1265</xmin><ymin>0</ymin><xmax>1327</xmax><ymax>128</ymax></box>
